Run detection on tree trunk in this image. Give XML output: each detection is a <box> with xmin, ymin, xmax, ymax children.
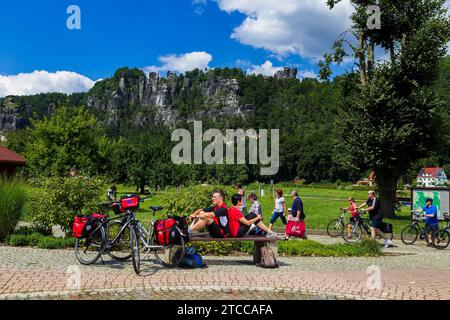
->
<box><xmin>358</xmin><ymin>31</ymin><xmax>367</xmax><ymax>85</ymax></box>
<box><xmin>375</xmin><ymin>170</ymin><xmax>399</xmax><ymax>219</ymax></box>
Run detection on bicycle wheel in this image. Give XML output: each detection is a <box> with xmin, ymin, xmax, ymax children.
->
<box><xmin>75</xmin><ymin>226</ymin><xmax>105</xmax><ymax>265</ymax></box>
<box><xmin>153</xmin><ymin>233</ymin><xmax>185</xmax><ymax>268</ymax></box>
<box><xmin>342</xmin><ymin>222</ymin><xmax>362</xmax><ymax>243</ymax></box>
<box><xmin>401</xmin><ymin>225</ymin><xmax>419</xmax><ymax>245</ymax></box>
<box><xmin>107</xmin><ymin>220</ymin><xmax>132</xmax><ymax>261</ymax></box>
<box><xmin>433</xmin><ymin>229</ymin><xmax>450</xmax><ymax>250</ymax></box>
<box><xmin>130</xmin><ymin>225</ymin><xmax>141</xmax><ymax>274</ymax></box>
<box><xmin>327</xmin><ymin>219</ymin><xmax>344</xmax><ymax>237</ymax></box>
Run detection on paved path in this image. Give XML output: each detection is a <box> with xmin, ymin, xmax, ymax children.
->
<box><xmin>0</xmin><ymin>235</ymin><xmax>449</xmax><ymax>300</ymax></box>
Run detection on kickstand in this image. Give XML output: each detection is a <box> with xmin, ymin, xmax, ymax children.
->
<box><xmin>100</xmin><ymin>255</ymin><xmax>105</xmax><ymax>265</ymax></box>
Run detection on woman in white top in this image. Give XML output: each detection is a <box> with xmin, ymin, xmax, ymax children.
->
<box><xmin>268</xmin><ymin>189</ymin><xmax>287</xmax><ymax>231</ymax></box>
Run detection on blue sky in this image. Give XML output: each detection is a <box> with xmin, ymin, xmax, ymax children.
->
<box><xmin>0</xmin><ymin>0</ymin><xmax>381</xmax><ymax>96</ymax></box>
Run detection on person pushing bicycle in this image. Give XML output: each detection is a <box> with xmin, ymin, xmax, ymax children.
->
<box><xmin>357</xmin><ymin>190</ymin><xmax>392</xmax><ymax>248</ymax></box>
<box><xmin>414</xmin><ymin>197</ymin><xmax>438</xmax><ymax>246</ymax></box>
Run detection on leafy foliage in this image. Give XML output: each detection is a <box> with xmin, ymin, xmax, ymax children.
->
<box><xmin>0</xmin><ymin>177</ymin><xmax>28</xmax><ymax>240</ymax></box>
<box><xmin>159</xmin><ymin>184</ymin><xmax>235</xmax><ymax>216</ymax></box>
<box><xmin>30</xmin><ymin>175</ymin><xmax>105</xmax><ymax>234</ymax></box>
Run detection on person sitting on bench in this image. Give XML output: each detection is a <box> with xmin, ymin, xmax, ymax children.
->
<box><xmin>228</xmin><ymin>194</ymin><xmax>277</xmax><ymax>238</ymax></box>
<box><xmin>188</xmin><ymin>190</ymin><xmax>230</xmax><ymax>238</ymax></box>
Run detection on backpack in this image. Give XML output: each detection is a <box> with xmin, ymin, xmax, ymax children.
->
<box><xmin>258</xmin><ymin>244</ymin><xmax>279</xmax><ymax>269</ymax></box>
<box><xmin>178</xmin><ymin>247</ymin><xmax>207</xmax><ymax>269</ymax></box>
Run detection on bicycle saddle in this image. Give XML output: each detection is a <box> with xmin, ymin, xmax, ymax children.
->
<box><xmin>150</xmin><ymin>206</ymin><xmax>163</xmax><ymax>211</ymax></box>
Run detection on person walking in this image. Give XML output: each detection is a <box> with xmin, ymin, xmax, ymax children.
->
<box><xmin>358</xmin><ymin>190</ymin><xmax>392</xmax><ymax>248</ymax></box>
<box><xmin>268</xmin><ymin>189</ymin><xmax>287</xmax><ymax>231</ymax></box>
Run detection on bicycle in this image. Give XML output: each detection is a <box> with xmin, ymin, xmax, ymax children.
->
<box><xmin>130</xmin><ymin>206</ymin><xmax>187</xmax><ymax>275</ymax></box>
<box><xmin>432</xmin><ymin>213</ymin><xmax>450</xmax><ymax>250</ymax></box>
<box><xmin>75</xmin><ymin>196</ymin><xmax>148</xmax><ymax>265</ymax></box>
<box><xmin>400</xmin><ymin>212</ymin><xmax>434</xmax><ymax>245</ymax></box>
<box><xmin>326</xmin><ymin>208</ymin><xmax>348</xmax><ymax>237</ymax></box>
<box><xmin>342</xmin><ymin>211</ymin><xmax>393</xmax><ymax>244</ymax></box>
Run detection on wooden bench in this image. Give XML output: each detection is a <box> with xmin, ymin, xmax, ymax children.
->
<box><xmin>189</xmin><ymin>234</ymin><xmax>281</xmax><ymax>265</ymax></box>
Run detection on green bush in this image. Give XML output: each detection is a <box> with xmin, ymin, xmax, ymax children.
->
<box><xmin>0</xmin><ymin>177</ymin><xmax>28</xmax><ymax>241</ymax></box>
<box><xmin>30</xmin><ymin>175</ymin><xmax>105</xmax><ymax>235</ymax></box>
<box><xmin>37</xmin><ymin>237</ymin><xmax>75</xmax><ymax>249</ymax></box>
<box><xmin>7</xmin><ymin>234</ymin><xmax>30</xmax><ymax>246</ymax></box>
<box><xmin>14</xmin><ymin>226</ymin><xmax>52</xmax><ymax>236</ymax></box>
<box><xmin>159</xmin><ymin>184</ymin><xmax>236</xmax><ymax>216</ymax></box>
<box><xmin>278</xmin><ymin>239</ymin><xmax>381</xmax><ymax>257</ymax></box>
<box><xmin>7</xmin><ymin>233</ymin><xmax>75</xmax><ymax>249</ymax></box>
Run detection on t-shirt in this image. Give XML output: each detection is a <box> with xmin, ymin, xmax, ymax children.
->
<box><xmin>203</xmin><ymin>203</ymin><xmax>229</xmax><ymax>235</ymax></box>
<box><xmin>423</xmin><ymin>205</ymin><xmax>438</xmax><ymax>226</ymax></box>
<box><xmin>366</xmin><ymin>197</ymin><xmax>383</xmax><ymax>220</ymax></box>
<box><xmin>291</xmin><ymin>197</ymin><xmax>304</xmax><ymax>218</ymax></box>
<box><xmin>249</xmin><ymin>201</ymin><xmax>262</xmax><ymax>216</ymax></box>
<box><xmin>274</xmin><ymin>197</ymin><xmax>285</xmax><ymax>212</ymax></box>
<box><xmin>348</xmin><ymin>202</ymin><xmax>358</xmax><ymax>217</ymax></box>
<box><xmin>228</xmin><ymin>206</ymin><xmax>244</xmax><ymax>237</ymax></box>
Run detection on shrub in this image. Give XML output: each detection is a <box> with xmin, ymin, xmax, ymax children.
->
<box><xmin>37</xmin><ymin>237</ymin><xmax>75</xmax><ymax>249</ymax></box>
<box><xmin>278</xmin><ymin>239</ymin><xmax>380</xmax><ymax>257</ymax></box>
<box><xmin>159</xmin><ymin>184</ymin><xmax>236</xmax><ymax>216</ymax></box>
<box><xmin>7</xmin><ymin>233</ymin><xmax>75</xmax><ymax>249</ymax></box>
<box><xmin>30</xmin><ymin>175</ymin><xmax>105</xmax><ymax>235</ymax></box>
<box><xmin>7</xmin><ymin>234</ymin><xmax>30</xmax><ymax>246</ymax></box>
<box><xmin>0</xmin><ymin>177</ymin><xmax>28</xmax><ymax>241</ymax></box>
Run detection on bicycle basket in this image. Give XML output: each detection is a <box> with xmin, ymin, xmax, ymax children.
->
<box><xmin>120</xmin><ymin>195</ymin><xmax>140</xmax><ymax>210</ymax></box>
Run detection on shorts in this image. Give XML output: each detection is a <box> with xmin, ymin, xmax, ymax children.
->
<box><xmin>207</xmin><ymin>222</ymin><xmax>226</xmax><ymax>238</ymax></box>
<box><xmin>424</xmin><ymin>224</ymin><xmax>438</xmax><ymax>236</ymax></box>
<box><xmin>371</xmin><ymin>219</ymin><xmax>382</xmax><ymax>229</ymax></box>
<box><xmin>236</xmin><ymin>213</ymin><xmax>258</xmax><ymax>237</ymax></box>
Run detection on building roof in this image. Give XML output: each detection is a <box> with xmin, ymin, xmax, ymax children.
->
<box><xmin>417</xmin><ymin>167</ymin><xmax>445</xmax><ymax>178</ymax></box>
<box><xmin>0</xmin><ymin>145</ymin><xmax>26</xmax><ymax>165</ymax></box>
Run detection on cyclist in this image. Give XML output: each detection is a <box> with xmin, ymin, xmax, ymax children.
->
<box><xmin>415</xmin><ymin>198</ymin><xmax>438</xmax><ymax>246</ymax></box>
<box><xmin>346</xmin><ymin>197</ymin><xmax>358</xmax><ymax>238</ymax></box>
<box><xmin>188</xmin><ymin>190</ymin><xmax>230</xmax><ymax>238</ymax></box>
<box><xmin>358</xmin><ymin>190</ymin><xmax>392</xmax><ymax>248</ymax></box>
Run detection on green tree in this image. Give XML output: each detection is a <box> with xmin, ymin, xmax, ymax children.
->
<box><xmin>23</xmin><ymin>106</ymin><xmax>112</xmax><ymax>177</ymax></box>
<box><xmin>322</xmin><ymin>0</ymin><xmax>450</xmax><ymax>217</ymax></box>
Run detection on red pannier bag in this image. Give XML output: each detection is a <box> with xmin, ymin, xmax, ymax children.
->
<box><xmin>121</xmin><ymin>195</ymin><xmax>140</xmax><ymax>210</ymax></box>
<box><xmin>155</xmin><ymin>218</ymin><xmax>177</xmax><ymax>245</ymax></box>
<box><xmin>73</xmin><ymin>216</ymin><xmax>88</xmax><ymax>238</ymax></box>
<box><xmin>286</xmin><ymin>220</ymin><xmax>306</xmax><ymax>238</ymax></box>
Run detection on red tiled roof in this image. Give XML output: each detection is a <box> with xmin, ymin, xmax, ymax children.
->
<box><xmin>417</xmin><ymin>167</ymin><xmax>443</xmax><ymax>178</ymax></box>
<box><xmin>0</xmin><ymin>145</ymin><xmax>26</xmax><ymax>165</ymax></box>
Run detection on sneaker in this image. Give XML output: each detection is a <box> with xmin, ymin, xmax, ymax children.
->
<box><xmin>384</xmin><ymin>239</ymin><xmax>392</xmax><ymax>248</ymax></box>
<box><xmin>266</xmin><ymin>232</ymin><xmax>278</xmax><ymax>238</ymax></box>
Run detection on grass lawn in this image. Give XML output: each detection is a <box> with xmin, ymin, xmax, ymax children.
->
<box><xmin>115</xmin><ymin>183</ymin><xmax>416</xmax><ymax>234</ymax></box>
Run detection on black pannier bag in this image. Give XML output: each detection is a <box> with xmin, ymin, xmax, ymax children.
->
<box><xmin>380</xmin><ymin>222</ymin><xmax>393</xmax><ymax>234</ymax></box>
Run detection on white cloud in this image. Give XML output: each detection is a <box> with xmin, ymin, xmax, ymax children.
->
<box><xmin>246</xmin><ymin>60</ymin><xmax>316</xmax><ymax>79</ymax></box>
<box><xmin>143</xmin><ymin>51</ymin><xmax>213</xmax><ymax>75</ymax></box>
<box><xmin>0</xmin><ymin>70</ymin><xmax>96</xmax><ymax>98</ymax></box>
<box><xmin>215</xmin><ymin>0</ymin><xmax>354</xmax><ymax>59</ymax></box>
<box><xmin>247</xmin><ymin>60</ymin><xmax>283</xmax><ymax>76</ymax></box>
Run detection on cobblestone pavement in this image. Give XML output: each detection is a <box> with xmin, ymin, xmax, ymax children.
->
<box><xmin>0</xmin><ymin>235</ymin><xmax>449</xmax><ymax>300</ymax></box>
